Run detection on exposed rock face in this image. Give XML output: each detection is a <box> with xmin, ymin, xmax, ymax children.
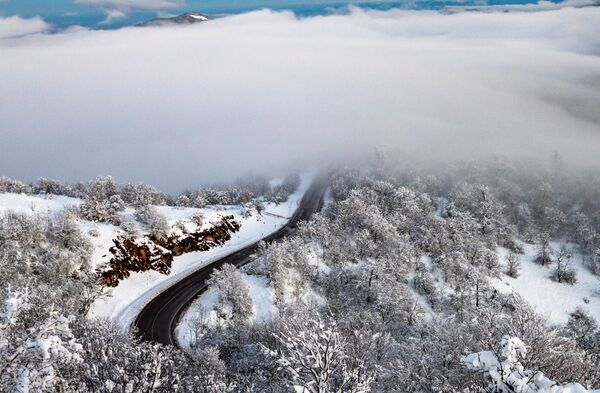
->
<box><xmin>100</xmin><ymin>215</ymin><xmax>240</xmax><ymax>287</ymax></box>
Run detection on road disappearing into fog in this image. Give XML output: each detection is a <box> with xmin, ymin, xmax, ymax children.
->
<box><xmin>134</xmin><ymin>177</ymin><xmax>329</xmax><ymax>346</ymax></box>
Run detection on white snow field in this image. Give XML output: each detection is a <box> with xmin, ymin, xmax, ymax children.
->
<box><xmin>0</xmin><ymin>193</ymin><xmax>81</xmax><ymax>214</ymax></box>
<box><xmin>492</xmin><ymin>242</ymin><xmax>600</xmax><ymax>326</ymax></box>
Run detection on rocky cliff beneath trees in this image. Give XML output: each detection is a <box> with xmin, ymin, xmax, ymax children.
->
<box><xmin>100</xmin><ymin>215</ymin><xmax>241</xmax><ymax>286</ymax></box>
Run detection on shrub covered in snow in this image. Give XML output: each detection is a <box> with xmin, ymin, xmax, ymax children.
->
<box><xmin>0</xmin><ymin>176</ymin><xmax>33</xmax><ymax>195</ymax></box>
<box><xmin>463</xmin><ymin>336</ymin><xmax>599</xmax><ymax>392</ymax></box>
<box><xmin>554</xmin><ymin>246</ymin><xmax>577</xmax><ymax>284</ymax></box>
<box><xmin>78</xmin><ymin>177</ymin><xmax>125</xmax><ymax>224</ymax></box>
<box><xmin>120</xmin><ymin>182</ymin><xmax>166</xmax><ymax>207</ymax></box>
<box><xmin>0</xmin><ymin>288</ymin><xmax>85</xmax><ymax>392</ymax></box>
<box><xmin>207</xmin><ymin>264</ymin><xmax>253</xmax><ymax>325</ymax></box>
<box><xmin>33</xmin><ymin>177</ymin><xmax>86</xmax><ymax>198</ymax></box>
<box><xmin>267</xmin><ymin>312</ymin><xmax>373</xmax><ymax>393</ymax></box>
<box><xmin>134</xmin><ymin>205</ymin><xmax>170</xmax><ymax>240</ymax></box>
<box><xmin>565</xmin><ymin>308</ymin><xmax>600</xmax><ymax>353</ymax></box>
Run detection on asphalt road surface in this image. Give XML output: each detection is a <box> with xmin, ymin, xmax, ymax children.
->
<box><xmin>134</xmin><ymin>176</ymin><xmax>329</xmax><ymax>346</ymax></box>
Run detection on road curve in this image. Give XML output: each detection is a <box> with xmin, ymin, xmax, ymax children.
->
<box><xmin>134</xmin><ymin>176</ymin><xmax>329</xmax><ymax>346</ymax></box>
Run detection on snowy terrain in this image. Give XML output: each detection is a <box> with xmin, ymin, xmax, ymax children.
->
<box><xmin>0</xmin><ymin>193</ymin><xmax>81</xmax><ymax>214</ymax></box>
<box><xmin>0</xmin><ymin>175</ymin><xmax>311</xmax><ymax>332</ymax></box>
<box><xmin>176</xmin><ymin>242</ymin><xmax>328</xmax><ymax>350</ymax></box>
<box><xmin>88</xmin><ymin>176</ymin><xmax>311</xmax><ymax>329</ymax></box>
<box><xmin>492</xmin><ymin>242</ymin><xmax>600</xmax><ymax>326</ymax></box>
<box><xmin>0</xmin><ymin>192</ymin><xmax>119</xmax><ymax>271</ymax></box>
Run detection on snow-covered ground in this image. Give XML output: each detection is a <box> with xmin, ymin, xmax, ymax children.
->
<box><xmin>6</xmin><ymin>185</ymin><xmax>596</xmax><ymax>336</ymax></box>
<box><xmin>89</xmin><ymin>176</ymin><xmax>312</xmax><ymax>329</ymax></box>
<box><xmin>0</xmin><ymin>193</ymin><xmax>81</xmax><ymax>214</ymax></box>
<box><xmin>0</xmin><ymin>192</ymin><xmax>119</xmax><ymax>271</ymax></box>
<box><xmin>492</xmin><ymin>242</ymin><xmax>600</xmax><ymax>326</ymax></box>
<box><xmin>0</xmin><ymin>175</ymin><xmax>312</xmax><ymax>332</ymax></box>
<box><xmin>176</xmin><ymin>243</ymin><xmax>328</xmax><ymax>350</ymax></box>
<box><xmin>176</xmin><ymin>273</ymin><xmax>275</xmax><ymax>351</ymax></box>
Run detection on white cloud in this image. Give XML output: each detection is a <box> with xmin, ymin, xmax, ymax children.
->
<box><xmin>75</xmin><ymin>0</ymin><xmax>183</xmax><ymax>12</ymax></box>
<box><xmin>0</xmin><ymin>6</ymin><xmax>599</xmax><ymax>191</ymax></box>
<box><xmin>448</xmin><ymin>0</ymin><xmax>600</xmax><ymax>12</ymax></box>
<box><xmin>99</xmin><ymin>9</ymin><xmax>127</xmax><ymax>24</ymax></box>
<box><xmin>0</xmin><ymin>15</ymin><xmax>50</xmax><ymax>39</ymax></box>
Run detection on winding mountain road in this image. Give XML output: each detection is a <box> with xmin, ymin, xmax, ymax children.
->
<box><xmin>134</xmin><ymin>177</ymin><xmax>329</xmax><ymax>346</ymax></box>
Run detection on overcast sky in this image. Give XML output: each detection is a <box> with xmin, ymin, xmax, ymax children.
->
<box><xmin>0</xmin><ymin>5</ymin><xmax>599</xmax><ymax>192</ymax></box>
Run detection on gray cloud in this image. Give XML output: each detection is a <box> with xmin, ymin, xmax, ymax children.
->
<box><xmin>0</xmin><ymin>6</ymin><xmax>599</xmax><ymax>192</ymax></box>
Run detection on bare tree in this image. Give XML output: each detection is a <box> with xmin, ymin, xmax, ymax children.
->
<box><xmin>506</xmin><ymin>252</ymin><xmax>521</xmax><ymax>278</ymax></box>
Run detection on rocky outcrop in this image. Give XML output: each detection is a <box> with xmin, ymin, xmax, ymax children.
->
<box><xmin>100</xmin><ymin>215</ymin><xmax>240</xmax><ymax>287</ymax></box>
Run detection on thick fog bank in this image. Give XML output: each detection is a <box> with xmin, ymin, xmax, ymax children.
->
<box><xmin>0</xmin><ymin>5</ymin><xmax>599</xmax><ymax>191</ymax></box>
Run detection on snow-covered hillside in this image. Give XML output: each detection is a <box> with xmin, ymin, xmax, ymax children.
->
<box><xmin>0</xmin><ymin>175</ymin><xmax>311</xmax><ymax>331</ymax></box>
<box><xmin>493</xmin><ymin>242</ymin><xmax>600</xmax><ymax>325</ymax></box>
<box><xmin>0</xmin><ymin>192</ymin><xmax>120</xmax><ymax>271</ymax></box>
<box><xmin>176</xmin><ymin>241</ymin><xmax>330</xmax><ymax>350</ymax></box>
<box><xmin>90</xmin><ymin>176</ymin><xmax>311</xmax><ymax>329</ymax></box>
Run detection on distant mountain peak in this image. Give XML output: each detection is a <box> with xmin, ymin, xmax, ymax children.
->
<box><xmin>138</xmin><ymin>12</ymin><xmax>210</xmax><ymax>27</ymax></box>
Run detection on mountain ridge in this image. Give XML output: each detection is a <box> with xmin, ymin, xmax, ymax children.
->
<box><xmin>137</xmin><ymin>12</ymin><xmax>210</xmax><ymax>27</ymax></box>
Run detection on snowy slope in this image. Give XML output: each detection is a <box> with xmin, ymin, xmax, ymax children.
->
<box><xmin>89</xmin><ymin>176</ymin><xmax>312</xmax><ymax>329</ymax></box>
<box><xmin>0</xmin><ymin>193</ymin><xmax>81</xmax><ymax>214</ymax></box>
<box><xmin>0</xmin><ymin>176</ymin><xmax>312</xmax><ymax>332</ymax></box>
<box><xmin>0</xmin><ymin>192</ymin><xmax>121</xmax><ymax>271</ymax></box>
<box><xmin>176</xmin><ymin>243</ymin><xmax>329</xmax><ymax>350</ymax></box>
<box><xmin>176</xmin><ymin>272</ymin><xmax>275</xmax><ymax>351</ymax></box>
<box><xmin>492</xmin><ymin>242</ymin><xmax>600</xmax><ymax>325</ymax></box>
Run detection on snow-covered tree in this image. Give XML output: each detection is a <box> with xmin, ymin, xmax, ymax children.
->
<box><xmin>463</xmin><ymin>335</ymin><xmax>599</xmax><ymax>392</ymax></box>
<box><xmin>565</xmin><ymin>308</ymin><xmax>600</xmax><ymax>353</ymax></box>
<box><xmin>535</xmin><ymin>232</ymin><xmax>553</xmax><ymax>266</ymax></box>
<box><xmin>0</xmin><ymin>287</ymin><xmax>84</xmax><ymax>392</ymax></box>
<box><xmin>120</xmin><ymin>182</ymin><xmax>166</xmax><ymax>207</ymax></box>
<box><xmin>554</xmin><ymin>246</ymin><xmax>577</xmax><ymax>284</ymax></box>
<box><xmin>208</xmin><ymin>264</ymin><xmax>253</xmax><ymax>325</ymax></box>
<box><xmin>135</xmin><ymin>205</ymin><xmax>170</xmax><ymax>240</ymax></box>
<box><xmin>269</xmin><ymin>312</ymin><xmax>373</xmax><ymax>393</ymax></box>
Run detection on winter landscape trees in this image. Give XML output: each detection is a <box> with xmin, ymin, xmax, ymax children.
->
<box><xmin>2</xmin><ymin>157</ymin><xmax>600</xmax><ymax>392</ymax></box>
<box><xmin>183</xmin><ymin>156</ymin><xmax>600</xmax><ymax>392</ymax></box>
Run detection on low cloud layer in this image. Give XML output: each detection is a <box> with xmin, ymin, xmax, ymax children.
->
<box><xmin>1</xmin><ymin>5</ymin><xmax>599</xmax><ymax>191</ymax></box>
